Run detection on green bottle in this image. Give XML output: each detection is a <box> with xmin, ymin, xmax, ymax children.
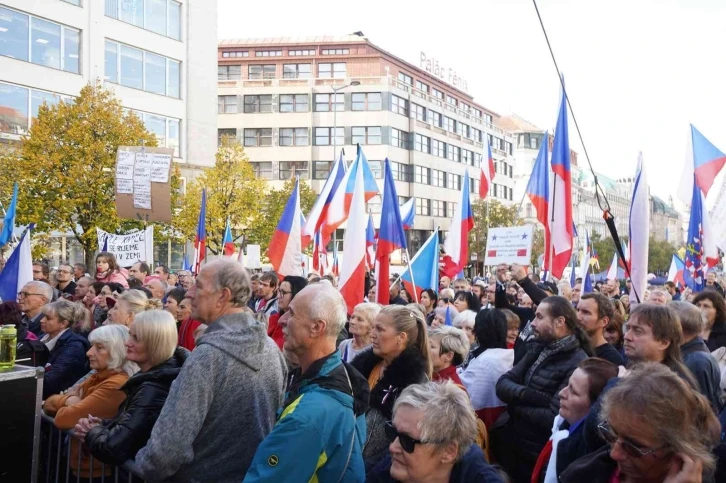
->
<box><xmin>0</xmin><ymin>324</ymin><xmax>17</xmax><ymax>369</ymax></box>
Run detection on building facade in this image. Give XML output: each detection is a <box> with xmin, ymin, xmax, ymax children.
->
<box><xmin>217</xmin><ymin>34</ymin><xmax>517</xmax><ymax>256</ymax></box>
<box><xmin>0</xmin><ymin>0</ymin><xmax>217</xmax><ymax>266</ymax></box>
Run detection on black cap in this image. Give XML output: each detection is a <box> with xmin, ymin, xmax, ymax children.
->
<box><xmin>537</xmin><ymin>281</ymin><xmax>559</xmax><ymax>295</ymax></box>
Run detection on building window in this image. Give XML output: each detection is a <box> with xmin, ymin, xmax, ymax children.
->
<box><xmin>472</xmin><ymin>127</ymin><xmax>482</xmax><ymax>142</ymax></box>
<box><xmin>319</xmin><ymin>62</ymin><xmax>346</xmax><ymax>78</ymax></box>
<box><xmin>410</xmin><ymin>103</ymin><xmax>425</xmax><ymax>121</ymax></box>
<box><xmin>463</xmin><ymin>150</ymin><xmax>475</xmax><ymax>167</ymax></box>
<box><xmin>392</xmin><ymin>129</ymin><xmax>409</xmax><ymax>149</ymax></box>
<box><xmin>105</xmin><ymin>40</ymin><xmax>180</xmax><ymax>97</ymax></box>
<box><xmin>314</xmin><ymin>93</ymin><xmax>343</xmax><ymax>112</ymax></box>
<box><xmin>221</xmin><ymin>50</ymin><xmax>248</xmax><ymax>58</ymax></box>
<box><xmin>415</xmin><ymin>166</ymin><xmax>430</xmax><ymax>185</ymax></box>
<box><xmin>289</xmin><ymin>49</ymin><xmax>315</xmax><ymax>56</ymax></box>
<box><xmin>255</xmin><ymin>50</ymin><xmax>282</xmax><ymax>57</ymax></box>
<box><xmin>432</xmin><ymin>200</ymin><xmax>446</xmax><ymax>217</ymax></box>
<box><xmin>251</xmin><ymin>162</ymin><xmax>273</xmax><ymax>179</ymax></box>
<box><xmin>279</xmin><ymin>128</ymin><xmax>309</xmax><ymax>146</ymax></box>
<box><xmin>509</xmin><ymin>165</ymin><xmax>514</xmax><ymax>177</ymax></box>
<box><xmin>432</xmin><ymin>139</ymin><xmax>445</xmax><ymax>158</ymax></box>
<box><xmin>530</xmin><ymin>136</ymin><xmax>538</xmax><ymax>149</ymax></box>
<box><xmin>447</xmin><ymin>202</ymin><xmax>456</xmax><ymax>218</ymax></box>
<box><xmin>217</xmin><ymin>128</ymin><xmax>236</xmax><ymax>145</ymax></box>
<box><xmin>368</xmin><ymin>160</ymin><xmax>383</xmax><ymax>179</ymax></box>
<box><xmin>460</xmin><ymin>102</ymin><xmax>470</xmax><ymax>113</ymax></box>
<box><xmin>243</xmin><ymin>128</ymin><xmax>272</xmax><ymax>147</ymax></box>
<box><xmin>398</xmin><ymin>72</ymin><xmax>413</xmax><ymax>86</ymax></box>
<box><xmin>104</xmin><ymin>0</ymin><xmax>181</xmax><ymax>40</ymax></box>
<box><xmin>314</xmin><ymin>127</ymin><xmax>344</xmax><ymax>146</ymax></box>
<box><xmin>447</xmin><ymin>145</ymin><xmax>461</xmax><ymax>163</ymax></box>
<box><xmin>473</xmin><ymin>108</ymin><xmax>483</xmax><ymax>118</ymax></box>
<box><xmin>283</xmin><ymin>63</ymin><xmax>312</xmax><ymax>79</ymax></box>
<box><xmin>391</xmin><ymin>95</ymin><xmax>408</xmax><ymax>116</ymax></box>
<box><xmin>446</xmin><ymin>95</ymin><xmax>458</xmax><ymax>107</ymax></box>
<box><xmin>432</xmin><ymin>170</ymin><xmax>445</xmax><ymax>188</ymax></box>
<box><xmin>391</xmin><ymin>162</ymin><xmax>413</xmax><ymax>182</ymax></box>
<box><xmin>432</xmin><ymin>88</ymin><xmax>444</xmax><ymax>100</ymax></box>
<box><xmin>322</xmin><ymin>48</ymin><xmax>349</xmax><ymax>55</ymax></box>
<box><xmin>414</xmin><ymin>134</ymin><xmax>430</xmax><ymax>154</ymax></box>
<box><xmin>248</xmin><ymin>64</ymin><xmax>276</xmax><ymax>79</ymax></box>
<box><xmin>218</xmin><ymin>65</ymin><xmax>241</xmax><ymax>80</ymax></box>
<box><xmin>447</xmin><ymin>173</ymin><xmax>461</xmax><ymax>191</ymax></box>
<box><xmin>416</xmin><ymin>198</ymin><xmax>431</xmax><ymax>216</ymax></box>
<box><xmin>279</xmin><ymin>94</ymin><xmax>309</xmax><ymax>113</ymax></box>
<box><xmin>416</xmin><ymin>80</ymin><xmax>428</xmax><ymax>93</ymax></box>
<box><xmin>469</xmin><ymin>177</ymin><xmax>477</xmax><ymax>194</ymax></box>
<box><xmin>0</xmin><ymin>8</ymin><xmax>81</xmax><ymax>74</ymax></box>
<box><xmin>444</xmin><ymin>117</ymin><xmax>456</xmax><ymax>133</ymax></box>
<box><xmin>351</xmin><ymin>93</ymin><xmax>382</xmax><ymax>111</ymax></box>
<box><xmin>483</xmin><ymin>113</ymin><xmax>493</xmax><ymax>124</ymax></box>
<box><xmin>352</xmin><ymin>126</ymin><xmax>382</xmax><ymax>145</ymax></box>
<box><xmin>457</xmin><ymin>122</ymin><xmax>469</xmax><ymax>138</ymax></box>
<box><xmin>128</xmin><ymin>110</ymin><xmax>180</xmax><ymax>157</ymax></box>
<box><xmin>0</xmin><ymin>82</ymin><xmax>29</xmax><ymax>135</ymax></box>
<box><xmin>243</xmin><ymin>95</ymin><xmax>272</xmax><ymax>113</ymax></box>
<box><xmin>279</xmin><ymin>161</ymin><xmax>308</xmax><ymax>179</ymax></box>
<box><xmin>218</xmin><ymin>95</ymin><xmax>237</xmax><ymax>114</ymax></box>
<box><xmin>62</xmin><ymin>0</ymin><xmax>82</xmax><ymax>5</ymax></box>
<box><xmin>313</xmin><ymin>161</ymin><xmax>332</xmax><ymax>179</ymax></box>
<box><xmin>505</xmin><ymin>141</ymin><xmax>513</xmax><ymax>155</ymax></box>
<box><xmin>427</xmin><ymin>110</ymin><xmax>442</xmax><ymax>127</ymax></box>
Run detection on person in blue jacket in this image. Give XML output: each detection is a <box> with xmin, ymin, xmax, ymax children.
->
<box><xmin>244</xmin><ymin>283</ymin><xmax>370</xmax><ymax>483</ymax></box>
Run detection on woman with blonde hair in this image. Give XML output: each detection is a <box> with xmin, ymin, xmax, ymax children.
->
<box><xmin>339</xmin><ymin>302</ymin><xmax>380</xmax><ymax>363</ymax></box>
<box><xmin>106</xmin><ymin>289</ymin><xmax>163</xmax><ymax>327</ymax></box>
<box><xmin>429</xmin><ymin>326</ymin><xmax>470</xmax><ymax>389</ymax></box>
<box><xmin>352</xmin><ymin>305</ymin><xmax>432</xmax><ymax>471</ymax></box>
<box><xmin>44</xmin><ymin>325</ymin><xmax>137</xmax><ymax>479</ymax></box>
<box><xmin>79</xmin><ymin>310</ymin><xmax>188</xmax><ymax>465</ymax></box>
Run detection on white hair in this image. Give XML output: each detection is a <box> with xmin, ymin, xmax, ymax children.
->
<box><xmin>88</xmin><ymin>325</ymin><xmax>139</xmax><ymax>377</ymax></box>
<box><xmin>26</xmin><ymin>280</ymin><xmax>53</xmax><ymax>303</ymax></box>
<box><xmin>453</xmin><ymin>310</ymin><xmax>476</xmax><ymax>329</ymax></box>
<box><xmin>306</xmin><ymin>284</ymin><xmax>347</xmax><ymax>337</ymax></box>
<box><xmin>393</xmin><ymin>380</ymin><xmax>478</xmax><ymax>461</ymax></box>
<box><xmin>429</xmin><ymin>326</ymin><xmax>471</xmax><ymax>365</ymax></box>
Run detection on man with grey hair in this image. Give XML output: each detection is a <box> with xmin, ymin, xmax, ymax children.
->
<box><xmin>453</xmin><ymin>277</ymin><xmax>470</xmax><ymax>292</ymax></box>
<box><xmin>647</xmin><ymin>288</ymin><xmax>671</xmax><ymax>305</ymax></box>
<box><xmin>671</xmin><ymin>301</ymin><xmax>723</xmax><ymax>412</ymax></box>
<box><xmin>18</xmin><ymin>280</ymin><xmax>53</xmax><ymax>336</ymax></box>
<box><xmin>244</xmin><ymin>283</ymin><xmax>370</xmax><ymax>482</ymax></box>
<box><xmin>135</xmin><ymin>259</ymin><xmax>287</xmax><ymax>482</ymax></box>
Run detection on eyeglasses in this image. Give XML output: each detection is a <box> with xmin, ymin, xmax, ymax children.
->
<box><xmin>597</xmin><ymin>422</ymin><xmax>667</xmax><ymax>458</ymax></box>
<box><xmin>18</xmin><ymin>291</ymin><xmax>43</xmax><ymax>298</ymax></box>
<box><xmin>441</xmin><ymin>298</ymin><xmax>451</xmax><ymax>303</ymax></box>
<box><xmin>385</xmin><ymin>421</ymin><xmax>442</xmax><ymax>453</ymax></box>
<box><xmin>277</xmin><ymin>289</ymin><xmax>291</xmax><ymax>296</ymax></box>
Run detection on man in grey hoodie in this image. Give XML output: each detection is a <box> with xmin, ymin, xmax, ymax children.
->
<box><xmin>134</xmin><ymin>259</ymin><xmax>287</xmax><ymax>482</ymax></box>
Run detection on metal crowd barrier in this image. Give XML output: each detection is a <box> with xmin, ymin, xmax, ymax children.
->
<box><xmin>39</xmin><ymin>412</ymin><xmax>147</xmax><ymax>483</ymax></box>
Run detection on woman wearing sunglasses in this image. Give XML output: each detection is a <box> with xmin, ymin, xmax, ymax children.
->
<box><xmin>560</xmin><ymin>362</ymin><xmax>721</xmax><ymax>483</ymax></box>
<box><xmin>367</xmin><ymin>380</ymin><xmax>504</xmax><ymax>482</ymax></box>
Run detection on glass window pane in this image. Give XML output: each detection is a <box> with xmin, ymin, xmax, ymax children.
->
<box><xmin>0</xmin><ymin>7</ymin><xmax>29</xmax><ymax>61</ymax></box>
<box><xmin>167</xmin><ymin>59</ymin><xmax>180</xmax><ymax>98</ymax></box>
<box><xmin>119</xmin><ymin>0</ymin><xmax>143</xmax><ymax>27</ymax></box>
<box><xmin>144</xmin><ymin>52</ymin><xmax>166</xmax><ymax>95</ymax></box>
<box><xmin>0</xmin><ymin>82</ymin><xmax>29</xmax><ymax>135</ymax></box>
<box><xmin>144</xmin><ymin>113</ymin><xmax>166</xmax><ymax>146</ymax></box>
<box><xmin>168</xmin><ymin>1</ymin><xmax>181</xmax><ymax>40</ymax></box>
<box><xmin>104</xmin><ymin>41</ymin><xmax>118</xmax><ymax>82</ymax></box>
<box><xmin>31</xmin><ymin>17</ymin><xmax>61</xmax><ymax>69</ymax></box>
<box><xmin>63</xmin><ymin>27</ymin><xmax>80</xmax><ymax>74</ymax></box>
<box><xmin>105</xmin><ymin>0</ymin><xmax>119</xmax><ymax>19</ymax></box>
<box><xmin>120</xmin><ymin>45</ymin><xmax>143</xmax><ymax>89</ymax></box>
<box><xmin>168</xmin><ymin>118</ymin><xmax>180</xmax><ymax>157</ymax></box>
<box><xmin>145</xmin><ymin>0</ymin><xmax>167</xmax><ymax>35</ymax></box>
<box><xmin>31</xmin><ymin>89</ymin><xmax>60</xmax><ymax>120</ymax></box>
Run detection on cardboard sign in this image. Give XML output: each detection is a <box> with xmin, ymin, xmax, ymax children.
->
<box><xmin>484</xmin><ymin>225</ymin><xmax>534</xmax><ymax>266</ymax></box>
<box><xmin>115</xmin><ymin>146</ymin><xmax>174</xmax><ymax>223</ymax></box>
<box><xmin>96</xmin><ymin>226</ymin><xmax>154</xmax><ymax>267</ymax></box>
<box><xmin>246</xmin><ymin>245</ymin><xmax>261</xmax><ymax>269</ymax></box>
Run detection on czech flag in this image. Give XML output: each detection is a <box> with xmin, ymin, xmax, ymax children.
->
<box><xmin>222</xmin><ymin>218</ymin><xmax>235</xmax><ymax>256</ymax></box>
<box><xmin>268</xmin><ymin>178</ymin><xmax>303</xmax><ymax>278</ymax></box>
<box><xmin>366</xmin><ymin>213</ymin><xmax>376</xmax><ymax>270</ymax></box>
<box><xmin>193</xmin><ymin>188</ymin><xmax>207</xmax><ymax>275</ymax></box>
<box><xmin>324</xmin><ymin>145</ymin><xmax>379</xmax><ymax>242</ymax></box>
<box><xmin>667</xmin><ymin>254</ymin><xmax>686</xmax><ymax>288</ymax></box>
<box><xmin>549</xmin><ymin>82</ymin><xmax>573</xmax><ymax>279</ymax></box>
<box><xmin>400</xmin><ymin>197</ymin><xmax>415</xmax><ymax>230</ymax></box>
<box><xmin>338</xmin><ymin>158</ymin><xmax>368</xmax><ymax>313</ymax></box>
<box><xmin>479</xmin><ymin>135</ymin><xmax>495</xmax><ymax>199</ymax></box>
<box><xmin>628</xmin><ymin>153</ymin><xmax>650</xmax><ymax>300</ymax></box>
<box><xmin>312</xmin><ymin>228</ymin><xmax>328</xmax><ymax>274</ymax></box>
<box><xmin>0</xmin><ymin>183</ymin><xmax>18</xmax><ymax>247</ymax></box>
<box><xmin>375</xmin><ymin>159</ymin><xmax>407</xmax><ymax>305</ymax></box>
<box><xmin>526</xmin><ymin>131</ymin><xmax>551</xmax><ymax>269</ymax></box>
<box><xmin>401</xmin><ymin>229</ymin><xmax>440</xmax><ymax>302</ymax></box>
<box><xmin>684</xmin><ymin>174</ymin><xmax>719</xmax><ymax>291</ymax></box>
<box><xmin>0</xmin><ymin>224</ymin><xmax>33</xmax><ymax>304</ymax></box>
<box><xmin>442</xmin><ymin>171</ymin><xmax>474</xmax><ymax>278</ymax></box>
<box><xmin>302</xmin><ymin>150</ymin><xmax>346</xmax><ymax>247</ymax></box>
<box><xmin>606</xmin><ymin>252</ymin><xmax>619</xmax><ymax>281</ymax></box>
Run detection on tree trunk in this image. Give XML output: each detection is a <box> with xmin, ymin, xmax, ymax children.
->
<box><xmin>84</xmin><ymin>240</ymin><xmax>95</xmax><ymax>277</ymax></box>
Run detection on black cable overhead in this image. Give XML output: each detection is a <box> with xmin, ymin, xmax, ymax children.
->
<box><xmin>531</xmin><ymin>0</ymin><xmax>640</xmax><ymax>302</ymax></box>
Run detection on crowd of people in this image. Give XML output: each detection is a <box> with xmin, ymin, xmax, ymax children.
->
<box><xmin>3</xmin><ymin>252</ymin><xmax>726</xmax><ymax>482</ymax></box>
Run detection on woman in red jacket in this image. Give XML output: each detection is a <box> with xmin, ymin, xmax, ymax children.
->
<box><xmin>267</xmin><ymin>275</ymin><xmax>307</xmax><ymax>349</ymax></box>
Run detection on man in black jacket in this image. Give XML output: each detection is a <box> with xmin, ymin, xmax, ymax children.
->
<box><xmin>576</xmin><ymin>293</ymin><xmax>624</xmax><ymax>366</ymax></box>
<box><xmin>492</xmin><ymin>296</ymin><xmax>591</xmax><ymax>483</ymax></box>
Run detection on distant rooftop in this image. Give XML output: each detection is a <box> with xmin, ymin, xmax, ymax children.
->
<box><xmin>219</xmin><ymin>35</ymin><xmax>368</xmax><ymax>46</ymax></box>
<box><xmin>495</xmin><ymin>114</ymin><xmax>544</xmax><ymax>134</ymax></box>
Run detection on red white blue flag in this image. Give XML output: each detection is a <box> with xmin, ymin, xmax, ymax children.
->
<box><xmin>267</xmin><ymin>178</ymin><xmax>303</xmax><ymax>278</ymax></box>
<box><xmin>193</xmin><ymin>189</ymin><xmax>207</xmax><ymax>275</ymax></box>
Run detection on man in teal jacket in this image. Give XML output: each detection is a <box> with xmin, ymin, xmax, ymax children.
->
<box><xmin>244</xmin><ymin>283</ymin><xmax>370</xmax><ymax>483</ymax></box>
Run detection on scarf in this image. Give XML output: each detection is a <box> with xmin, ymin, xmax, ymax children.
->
<box><xmin>526</xmin><ymin>334</ymin><xmax>578</xmax><ymax>385</ymax></box>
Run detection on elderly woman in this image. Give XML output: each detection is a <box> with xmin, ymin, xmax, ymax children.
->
<box><xmin>532</xmin><ymin>358</ymin><xmax>618</xmax><ymax>483</ymax></box>
<box><xmin>95</xmin><ymin>252</ymin><xmax>129</xmax><ymax>288</ymax></box>
<box><xmin>352</xmin><ymin>306</ymin><xmax>432</xmax><ymax>471</ymax></box>
<box><xmin>368</xmin><ymin>381</ymin><xmax>503</xmax><ymax>482</ymax></box>
<box><xmin>339</xmin><ymin>302</ymin><xmax>380</xmax><ymax>363</ymax></box>
<box><xmin>458</xmin><ymin>309</ymin><xmax>513</xmax><ymax>430</ymax></box>
<box><xmin>560</xmin><ymin>363</ymin><xmax>722</xmax><ymax>483</ymax></box>
<box><xmin>432</xmin><ymin>305</ymin><xmax>459</xmax><ymax>329</ymax></box>
<box><xmin>40</xmin><ymin>300</ymin><xmax>91</xmax><ymax>398</ymax></box>
<box><xmin>267</xmin><ymin>276</ymin><xmax>307</xmax><ymax>349</ymax></box>
<box><xmin>429</xmin><ymin>326</ymin><xmax>470</xmax><ymax>388</ymax></box>
<box><xmin>80</xmin><ymin>310</ymin><xmax>187</xmax><ymax>465</ymax></box>
<box><xmin>693</xmin><ymin>290</ymin><xmax>726</xmax><ymax>350</ymax></box>
<box><xmin>176</xmin><ymin>294</ymin><xmax>204</xmax><ymax>351</ymax></box>
<box><xmin>43</xmin><ymin>325</ymin><xmax>137</xmax><ymax>479</ymax></box>
<box><xmin>106</xmin><ymin>289</ymin><xmax>163</xmax><ymax>327</ymax></box>
<box><xmin>438</xmin><ymin>288</ymin><xmax>455</xmax><ymax>308</ymax></box>
<box><xmin>452</xmin><ymin>310</ymin><xmax>476</xmax><ymax>346</ymax></box>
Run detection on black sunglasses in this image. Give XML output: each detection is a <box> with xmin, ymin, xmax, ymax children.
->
<box><xmin>441</xmin><ymin>297</ymin><xmax>452</xmax><ymax>303</ymax></box>
<box><xmin>598</xmin><ymin>422</ymin><xmax>667</xmax><ymax>459</ymax></box>
<box><xmin>385</xmin><ymin>421</ymin><xmax>442</xmax><ymax>453</ymax></box>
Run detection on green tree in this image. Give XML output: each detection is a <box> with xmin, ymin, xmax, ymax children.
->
<box><xmin>590</xmin><ymin>232</ymin><xmax>630</xmax><ymax>273</ymax></box>
<box><xmin>177</xmin><ymin>136</ymin><xmax>265</xmax><ymax>255</ymax></box>
<box><xmin>468</xmin><ymin>199</ymin><xmax>521</xmax><ymax>273</ymax></box>
<box><xmin>530</xmin><ymin>228</ymin><xmax>546</xmax><ymax>267</ymax></box>
<box><xmin>648</xmin><ymin>236</ymin><xmax>677</xmax><ymax>274</ymax></box>
<box><xmin>247</xmin><ymin>178</ymin><xmax>318</xmax><ymax>258</ymax></box>
<box><xmin>0</xmin><ymin>82</ymin><xmax>159</xmax><ymax>268</ymax></box>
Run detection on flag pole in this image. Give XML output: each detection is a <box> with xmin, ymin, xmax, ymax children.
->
<box><xmin>404</xmin><ymin>247</ymin><xmax>419</xmax><ymax>303</ymax></box>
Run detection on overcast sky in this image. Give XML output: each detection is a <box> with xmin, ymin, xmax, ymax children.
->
<box><xmin>218</xmin><ymin>0</ymin><xmax>726</xmax><ymax>206</ymax></box>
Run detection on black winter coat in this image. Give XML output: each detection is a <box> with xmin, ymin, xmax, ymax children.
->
<box><xmin>43</xmin><ymin>330</ymin><xmax>90</xmax><ymax>398</ymax></box>
<box><xmin>493</xmin><ymin>338</ymin><xmax>588</xmax><ymax>471</ymax></box>
<box><xmin>85</xmin><ymin>347</ymin><xmax>188</xmax><ymax>466</ymax></box>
